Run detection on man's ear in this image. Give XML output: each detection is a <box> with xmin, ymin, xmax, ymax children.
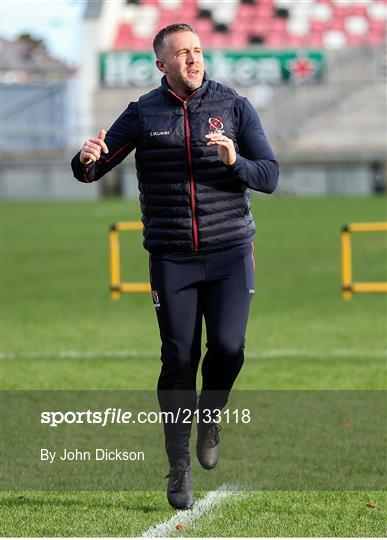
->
<box><xmin>156</xmin><ymin>59</ymin><xmax>167</xmax><ymax>74</ymax></box>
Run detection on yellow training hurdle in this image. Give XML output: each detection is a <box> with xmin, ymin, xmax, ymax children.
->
<box><xmin>341</xmin><ymin>222</ymin><xmax>387</xmax><ymax>300</ymax></box>
<box><xmin>109</xmin><ymin>221</ymin><xmax>151</xmax><ymax>300</ymax></box>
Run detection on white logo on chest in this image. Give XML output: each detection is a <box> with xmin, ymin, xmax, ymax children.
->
<box><xmin>150</xmin><ymin>131</ymin><xmax>170</xmax><ymax>137</ymax></box>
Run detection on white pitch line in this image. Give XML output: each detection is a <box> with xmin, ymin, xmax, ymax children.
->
<box><xmin>0</xmin><ymin>348</ymin><xmax>386</xmax><ymax>361</ymax></box>
<box><xmin>0</xmin><ymin>350</ymin><xmax>156</xmax><ymax>360</ymax></box>
<box><xmin>249</xmin><ymin>348</ymin><xmax>387</xmax><ymax>359</ymax></box>
<box><xmin>141</xmin><ymin>484</ymin><xmax>239</xmax><ymax>538</ymax></box>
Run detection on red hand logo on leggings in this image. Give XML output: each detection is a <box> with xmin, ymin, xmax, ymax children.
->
<box><xmin>152</xmin><ymin>290</ymin><xmax>160</xmax><ymax>309</ymax></box>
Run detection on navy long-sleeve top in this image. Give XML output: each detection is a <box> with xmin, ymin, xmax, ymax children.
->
<box><xmin>71</xmin><ymin>95</ymin><xmax>279</xmax><ymax>194</ymax></box>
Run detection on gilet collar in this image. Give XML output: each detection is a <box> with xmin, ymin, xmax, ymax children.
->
<box><xmin>161</xmin><ymin>71</ymin><xmax>210</xmax><ymax>102</ymax></box>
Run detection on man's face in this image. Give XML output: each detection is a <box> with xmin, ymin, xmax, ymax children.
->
<box><xmin>156</xmin><ymin>31</ymin><xmax>205</xmax><ymax>98</ymax></box>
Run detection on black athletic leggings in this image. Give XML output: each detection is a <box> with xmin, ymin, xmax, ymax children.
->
<box><xmin>149</xmin><ymin>242</ymin><xmax>255</xmax><ymax>464</ymax></box>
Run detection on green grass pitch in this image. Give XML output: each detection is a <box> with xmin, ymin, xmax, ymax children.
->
<box><xmin>1</xmin><ymin>195</ymin><xmax>386</xmax><ymax>537</ymax></box>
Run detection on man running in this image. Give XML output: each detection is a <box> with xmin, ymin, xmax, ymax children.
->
<box><xmin>71</xmin><ymin>23</ymin><xmax>278</xmax><ymax>510</ymax></box>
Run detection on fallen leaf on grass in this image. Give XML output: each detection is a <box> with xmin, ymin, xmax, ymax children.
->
<box><xmin>366</xmin><ymin>503</ymin><xmax>376</xmax><ymax>509</ymax></box>
<box><xmin>342</xmin><ymin>419</ymin><xmax>350</xmax><ymax>429</ymax></box>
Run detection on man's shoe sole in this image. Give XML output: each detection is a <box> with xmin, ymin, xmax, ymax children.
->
<box><xmin>166</xmin><ymin>459</ymin><xmax>194</xmax><ymax>510</ymax></box>
<box><xmin>168</xmin><ymin>500</ymin><xmax>195</xmax><ymax>510</ymax></box>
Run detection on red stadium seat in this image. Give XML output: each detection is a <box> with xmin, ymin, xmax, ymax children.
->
<box><xmin>270</xmin><ymin>18</ymin><xmax>287</xmax><ymax>34</ymax></box>
<box><xmin>254</xmin><ymin>3</ymin><xmax>274</xmax><ymax>20</ymax></box>
<box><xmin>229</xmin><ymin>33</ymin><xmax>249</xmax><ymax>48</ymax></box>
<box><xmin>209</xmin><ymin>33</ymin><xmax>229</xmax><ymax>48</ymax></box>
<box><xmin>367</xmin><ymin>31</ymin><xmax>384</xmax><ymax>45</ymax></box>
<box><xmin>307</xmin><ymin>33</ymin><xmax>323</xmax><ymax>47</ymax></box>
<box><xmin>250</xmin><ymin>20</ymin><xmax>272</xmax><ymax>37</ymax></box>
<box><xmin>350</xmin><ymin>5</ymin><xmax>368</xmax><ymax>18</ymax></box>
<box><xmin>238</xmin><ymin>4</ymin><xmax>255</xmax><ymax>21</ymax></box>
<box><xmin>265</xmin><ymin>32</ymin><xmax>287</xmax><ymax>48</ymax></box>
<box><xmin>310</xmin><ymin>21</ymin><xmax>326</xmax><ymax>34</ymax></box>
<box><xmin>194</xmin><ymin>18</ymin><xmax>214</xmax><ymax>34</ymax></box>
<box><xmin>111</xmin><ymin>0</ymin><xmax>386</xmax><ymax>52</ymax></box>
<box><xmin>328</xmin><ymin>18</ymin><xmax>346</xmax><ymax>31</ymax></box>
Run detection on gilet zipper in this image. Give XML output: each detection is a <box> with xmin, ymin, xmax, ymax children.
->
<box><xmin>169</xmin><ymin>89</ymin><xmax>199</xmax><ymax>252</ymax></box>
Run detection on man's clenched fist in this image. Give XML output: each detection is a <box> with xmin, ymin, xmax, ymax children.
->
<box><xmin>80</xmin><ymin>129</ymin><xmax>109</xmax><ymax>165</ymax></box>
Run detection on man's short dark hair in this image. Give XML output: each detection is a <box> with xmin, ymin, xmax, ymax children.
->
<box><xmin>153</xmin><ymin>23</ymin><xmax>196</xmax><ymax>58</ymax></box>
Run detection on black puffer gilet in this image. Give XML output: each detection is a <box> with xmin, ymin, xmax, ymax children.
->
<box><xmin>135</xmin><ymin>76</ymin><xmax>256</xmax><ymax>254</ymax></box>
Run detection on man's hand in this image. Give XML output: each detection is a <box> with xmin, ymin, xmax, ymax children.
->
<box><xmin>205</xmin><ymin>133</ymin><xmax>236</xmax><ymax>166</ymax></box>
<box><xmin>80</xmin><ymin>129</ymin><xmax>109</xmax><ymax>165</ymax></box>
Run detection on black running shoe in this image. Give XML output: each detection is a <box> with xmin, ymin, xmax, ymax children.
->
<box><xmin>165</xmin><ymin>458</ymin><xmax>194</xmax><ymax>510</ymax></box>
<box><xmin>196</xmin><ymin>422</ymin><xmax>221</xmax><ymax>470</ymax></box>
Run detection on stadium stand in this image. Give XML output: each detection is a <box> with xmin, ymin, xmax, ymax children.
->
<box><xmin>113</xmin><ymin>0</ymin><xmax>386</xmax><ymax>51</ymax></box>
<box><xmin>4</xmin><ymin>0</ymin><xmax>385</xmax><ymax>199</ymax></box>
<box><xmin>88</xmin><ymin>0</ymin><xmax>385</xmax><ymax>196</ymax></box>
<box><xmin>262</xmin><ymin>44</ymin><xmax>386</xmax><ymax>159</ymax></box>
